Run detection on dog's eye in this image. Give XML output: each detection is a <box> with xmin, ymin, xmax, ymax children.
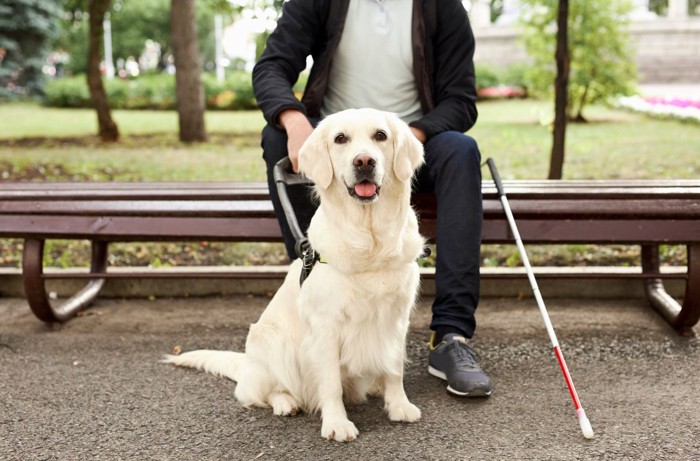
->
<box><xmin>334</xmin><ymin>133</ymin><xmax>349</xmax><ymax>144</ymax></box>
<box><xmin>374</xmin><ymin>130</ymin><xmax>387</xmax><ymax>142</ymax></box>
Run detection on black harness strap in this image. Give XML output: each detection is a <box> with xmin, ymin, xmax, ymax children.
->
<box><xmin>299</xmin><ymin>249</ymin><xmax>320</xmax><ymax>286</ymax></box>
<box><xmin>298</xmin><ymin>246</ymin><xmax>431</xmax><ymax>286</ymax></box>
<box><xmin>298</xmin><ymin>239</ymin><xmax>321</xmax><ymax>286</ymax></box>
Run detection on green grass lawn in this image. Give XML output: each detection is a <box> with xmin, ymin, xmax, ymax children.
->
<box><xmin>0</xmin><ymin>102</ymin><xmax>266</xmax><ymax>138</ymax></box>
<box><xmin>0</xmin><ymin>103</ymin><xmax>268</xmax><ymax>182</ymax></box>
<box><xmin>470</xmin><ymin>100</ymin><xmax>699</xmax><ymax>179</ymax></box>
<box><xmin>2</xmin><ymin>100</ymin><xmax>697</xmax><ymax>182</ymax></box>
<box><xmin>1</xmin><ymin>100</ymin><xmax>696</xmax><ymax>269</ymax></box>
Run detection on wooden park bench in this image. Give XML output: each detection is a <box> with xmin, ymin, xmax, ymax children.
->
<box><xmin>0</xmin><ymin>179</ymin><xmax>699</xmax><ymax>334</ymax></box>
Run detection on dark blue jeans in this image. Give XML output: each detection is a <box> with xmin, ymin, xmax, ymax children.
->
<box><xmin>262</xmin><ymin>124</ymin><xmax>482</xmax><ymax>338</ymax></box>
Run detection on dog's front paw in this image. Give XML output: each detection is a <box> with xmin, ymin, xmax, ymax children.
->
<box><xmin>387</xmin><ymin>401</ymin><xmax>421</xmax><ymax>423</ymax></box>
<box><xmin>321</xmin><ymin>418</ymin><xmax>359</xmax><ymax>442</ymax></box>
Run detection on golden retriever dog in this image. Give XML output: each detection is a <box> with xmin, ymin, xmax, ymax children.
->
<box><xmin>163</xmin><ymin>108</ymin><xmax>425</xmax><ymax>442</ymax></box>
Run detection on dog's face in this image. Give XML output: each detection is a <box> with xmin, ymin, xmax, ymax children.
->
<box><xmin>299</xmin><ymin>109</ymin><xmax>424</xmax><ymax>203</ymax></box>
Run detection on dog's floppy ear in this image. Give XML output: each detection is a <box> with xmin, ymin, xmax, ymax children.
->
<box><xmin>298</xmin><ymin>122</ymin><xmax>333</xmax><ymax>189</ymax></box>
<box><xmin>389</xmin><ymin>114</ymin><xmax>425</xmax><ymax>182</ymax></box>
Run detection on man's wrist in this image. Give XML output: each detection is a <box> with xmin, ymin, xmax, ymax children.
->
<box><xmin>410</xmin><ymin>126</ymin><xmax>427</xmax><ymax>144</ymax></box>
<box><xmin>279</xmin><ymin>109</ymin><xmax>308</xmax><ymax>131</ymax></box>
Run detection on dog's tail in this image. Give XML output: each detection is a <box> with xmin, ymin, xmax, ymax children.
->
<box><xmin>162</xmin><ymin>350</ymin><xmax>245</xmax><ymax>382</ymax></box>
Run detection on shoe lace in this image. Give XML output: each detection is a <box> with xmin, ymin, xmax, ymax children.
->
<box><xmin>449</xmin><ymin>340</ymin><xmax>481</xmax><ymax>370</ymax></box>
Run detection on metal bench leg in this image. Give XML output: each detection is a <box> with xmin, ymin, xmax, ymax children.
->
<box><xmin>22</xmin><ymin>239</ymin><xmax>108</xmax><ymax>322</ymax></box>
<box><xmin>642</xmin><ymin>244</ymin><xmax>700</xmax><ymax>335</ymax></box>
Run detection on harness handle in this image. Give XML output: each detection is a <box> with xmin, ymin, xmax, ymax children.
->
<box><xmin>273</xmin><ymin>157</ymin><xmax>315</xmax><ymax>259</ymax></box>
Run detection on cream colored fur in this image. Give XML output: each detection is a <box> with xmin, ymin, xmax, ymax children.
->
<box><xmin>163</xmin><ymin>108</ymin><xmax>425</xmax><ymax>442</ymax></box>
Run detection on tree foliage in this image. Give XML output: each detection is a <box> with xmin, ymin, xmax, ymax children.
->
<box><xmin>0</xmin><ymin>0</ymin><xmax>62</xmax><ymax>98</ymax></box>
<box><xmin>55</xmin><ymin>0</ymin><xmax>233</xmax><ymax>75</ymax></box>
<box><xmin>519</xmin><ymin>0</ymin><xmax>637</xmax><ymax>121</ymax></box>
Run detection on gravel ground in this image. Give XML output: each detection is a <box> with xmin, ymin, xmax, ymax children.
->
<box><xmin>1</xmin><ymin>294</ymin><xmax>698</xmax><ymax>461</ymax></box>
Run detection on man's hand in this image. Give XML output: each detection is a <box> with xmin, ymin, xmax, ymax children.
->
<box><xmin>279</xmin><ymin>109</ymin><xmax>314</xmax><ymax>172</ymax></box>
<box><xmin>410</xmin><ymin>126</ymin><xmax>426</xmax><ymax>144</ymax></box>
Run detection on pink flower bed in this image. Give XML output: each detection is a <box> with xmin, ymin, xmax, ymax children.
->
<box><xmin>477</xmin><ymin>85</ymin><xmax>527</xmax><ymax>99</ymax></box>
<box><xmin>616</xmin><ymin>95</ymin><xmax>700</xmax><ymax>123</ymax></box>
<box><xmin>644</xmin><ymin>97</ymin><xmax>700</xmax><ymax>110</ymax></box>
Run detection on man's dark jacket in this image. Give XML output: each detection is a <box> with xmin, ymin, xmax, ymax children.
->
<box><xmin>252</xmin><ymin>0</ymin><xmax>478</xmax><ymax>140</ymax></box>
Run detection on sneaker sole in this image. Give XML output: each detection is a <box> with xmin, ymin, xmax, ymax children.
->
<box><xmin>428</xmin><ymin>366</ymin><xmax>492</xmax><ymax>397</ymax></box>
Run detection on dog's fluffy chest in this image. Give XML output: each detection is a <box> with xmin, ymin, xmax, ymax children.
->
<box><xmin>298</xmin><ymin>262</ymin><xmax>419</xmax><ymax>377</ymax></box>
<box><xmin>300</xmin><ymin>261</ymin><xmax>419</xmax><ymax>317</ymax></box>
<box><xmin>339</xmin><ymin>318</ymin><xmax>406</xmax><ymax>378</ymax></box>
<box><xmin>337</xmin><ymin>284</ymin><xmax>414</xmax><ymax>378</ymax></box>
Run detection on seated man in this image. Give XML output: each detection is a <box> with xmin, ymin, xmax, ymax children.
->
<box><xmin>252</xmin><ymin>0</ymin><xmax>491</xmax><ymax>397</ymax></box>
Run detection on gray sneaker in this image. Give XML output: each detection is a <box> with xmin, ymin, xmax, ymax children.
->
<box><xmin>428</xmin><ymin>333</ymin><xmax>492</xmax><ymax>397</ymax></box>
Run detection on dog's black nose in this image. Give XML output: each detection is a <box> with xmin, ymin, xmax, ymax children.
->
<box><xmin>353</xmin><ymin>155</ymin><xmax>376</xmax><ymax>172</ymax></box>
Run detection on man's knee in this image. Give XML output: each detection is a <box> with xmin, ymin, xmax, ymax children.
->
<box><xmin>425</xmin><ymin>131</ymin><xmax>481</xmax><ymax>173</ymax></box>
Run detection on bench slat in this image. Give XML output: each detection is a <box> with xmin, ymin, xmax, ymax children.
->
<box><xmin>0</xmin><ymin>200</ymin><xmax>274</xmax><ymax>216</ymax></box>
<box><xmin>1</xmin><ymin>198</ymin><xmax>698</xmax><ymax>219</ymax></box>
<box><xmin>0</xmin><ymin>181</ymin><xmax>268</xmax><ymax>191</ymax></box>
<box><xmin>2</xmin><ymin>215</ymin><xmax>698</xmax><ymax>244</ymax></box>
<box><xmin>0</xmin><ymin>215</ymin><xmax>283</xmax><ymax>241</ymax></box>
<box><xmin>484</xmin><ymin>199</ymin><xmax>700</xmax><ymax>218</ymax></box>
<box><xmin>2</xmin><ymin>180</ymin><xmax>699</xmax><ymax>201</ymax></box>
<box><xmin>2</xmin><ymin>179</ymin><xmax>698</xmax><ymax>190</ymax></box>
<box><xmin>0</xmin><ymin>185</ymin><xmax>271</xmax><ymax>201</ymax></box>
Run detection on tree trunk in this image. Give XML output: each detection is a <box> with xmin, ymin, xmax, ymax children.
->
<box><xmin>572</xmin><ymin>82</ymin><xmax>590</xmax><ymax>123</ymax></box>
<box><xmin>87</xmin><ymin>0</ymin><xmax>119</xmax><ymax>142</ymax></box>
<box><xmin>549</xmin><ymin>0</ymin><xmax>569</xmax><ymax>180</ymax></box>
<box><xmin>171</xmin><ymin>0</ymin><xmax>206</xmax><ymax>142</ymax></box>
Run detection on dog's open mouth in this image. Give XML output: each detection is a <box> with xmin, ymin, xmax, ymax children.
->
<box><xmin>347</xmin><ymin>180</ymin><xmax>380</xmax><ymax>202</ymax></box>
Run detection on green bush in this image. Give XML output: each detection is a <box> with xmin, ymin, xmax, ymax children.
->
<box><xmin>43</xmin><ymin>75</ymin><xmax>92</xmax><ymax>107</ymax></box>
<box><xmin>474</xmin><ymin>64</ymin><xmax>531</xmax><ymax>99</ymax></box>
<box><xmin>475</xmin><ymin>63</ymin><xmax>533</xmax><ymax>90</ymax></box>
<box><xmin>117</xmin><ymin>74</ymin><xmax>176</xmax><ymax>109</ymax></box>
<box><xmin>43</xmin><ymin>72</ymin><xmax>262</xmax><ymax>110</ymax></box>
<box><xmin>501</xmin><ymin>63</ymin><xmax>531</xmax><ymax>90</ymax></box>
<box><xmin>475</xmin><ymin>65</ymin><xmax>501</xmax><ymax>89</ymax></box>
<box><xmin>202</xmin><ymin>72</ymin><xmax>256</xmax><ymax>110</ymax></box>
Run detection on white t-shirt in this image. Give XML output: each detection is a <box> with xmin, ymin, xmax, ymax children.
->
<box><xmin>320</xmin><ymin>0</ymin><xmax>423</xmax><ymax>123</ymax></box>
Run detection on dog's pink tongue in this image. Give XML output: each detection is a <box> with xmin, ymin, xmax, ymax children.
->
<box><xmin>354</xmin><ymin>182</ymin><xmax>377</xmax><ymax>197</ymax></box>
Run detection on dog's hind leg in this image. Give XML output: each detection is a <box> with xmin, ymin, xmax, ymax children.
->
<box><xmin>233</xmin><ymin>359</ymin><xmax>301</xmax><ymax>416</ymax></box>
<box><xmin>233</xmin><ymin>359</ymin><xmax>276</xmax><ymax>409</ymax></box>
<box><xmin>268</xmin><ymin>391</ymin><xmax>301</xmax><ymax>416</ymax></box>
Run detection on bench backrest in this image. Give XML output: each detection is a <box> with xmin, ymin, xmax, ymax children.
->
<box><xmin>1</xmin><ymin>180</ymin><xmax>699</xmax><ymax>244</ymax></box>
